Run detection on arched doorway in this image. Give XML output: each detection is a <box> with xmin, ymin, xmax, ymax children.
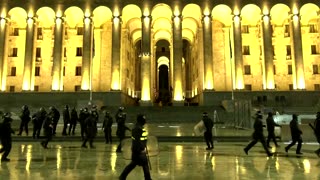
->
<box><xmin>155</xmin><ymin>40</ymin><xmax>171</xmax><ymax>105</ymax></box>
<box><xmin>157</xmin><ymin>57</ymin><xmax>170</xmax><ymax>105</ymax></box>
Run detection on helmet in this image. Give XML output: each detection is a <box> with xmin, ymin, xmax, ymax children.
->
<box><xmin>203</xmin><ymin>112</ymin><xmax>208</xmax><ymax>117</ymax></box>
<box><xmin>119</xmin><ymin>106</ymin><xmax>124</xmax><ymax>111</ymax></box>
<box><xmin>137</xmin><ymin>114</ymin><xmax>146</xmax><ymax>125</ymax></box>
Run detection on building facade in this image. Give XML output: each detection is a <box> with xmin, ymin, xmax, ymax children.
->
<box><xmin>0</xmin><ymin>0</ymin><xmax>319</xmax><ymax>105</ymax></box>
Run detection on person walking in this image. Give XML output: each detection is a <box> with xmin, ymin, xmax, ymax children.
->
<box><xmin>49</xmin><ymin>106</ymin><xmax>60</xmax><ymax>136</ymax></box>
<box><xmin>116</xmin><ymin>108</ymin><xmax>131</xmax><ymax>153</ymax></box>
<box><xmin>119</xmin><ymin>114</ymin><xmax>152</xmax><ymax>180</ymax></box>
<box><xmin>202</xmin><ymin>112</ymin><xmax>214</xmax><ymax>150</ymax></box>
<box><xmin>69</xmin><ymin>107</ymin><xmax>78</xmax><ymax>135</ymax></box>
<box><xmin>285</xmin><ymin>114</ymin><xmax>303</xmax><ymax>155</ymax></box>
<box><xmin>102</xmin><ymin>111</ymin><xmax>113</xmax><ymax>144</ymax></box>
<box><xmin>17</xmin><ymin>105</ymin><xmax>31</xmax><ymax>136</ymax></box>
<box><xmin>78</xmin><ymin>107</ymin><xmax>89</xmax><ymax>140</ymax></box>
<box><xmin>41</xmin><ymin>113</ymin><xmax>54</xmax><ymax>149</ymax></box>
<box><xmin>81</xmin><ymin>112</ymin><xmax>97</xmax><ymax>148</ymax></box>
<box><xmin>310</xmin><ymin>112</ymin><xmax>320</xmax><ymax>157</ymax></box>
<box><xmin>62</xmin><ymin>105</ymin><xmax>70</xmax><ymax>136</ymax></box>
<box><xmin>0</xmin><ymin>113</ymin><xmax>15</xmax><ymax>162</ymax></box>
<box><xmin>32</xmin><ymin>107</ymin><xmax>47</xmax><ymax>139</ymax></box>
<box><xmin>244</xmin><ymin>113</ymin><xmax>273</xmax><ymax>157</ymax></box>
<box><xmin>266</xmin><ymin>112</ymin><xmax>281</xmax><ymax>148</ymax></box>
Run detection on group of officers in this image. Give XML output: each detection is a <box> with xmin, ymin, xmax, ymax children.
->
<box><xmin>244</xmin><ymin>111</ymin><xmax>320</xmax><ymax>157</ymax></box>
<box><xmin>0</xmin><ymin>105</ymin><xmax>151</xmax><ymax>179</ymax></box>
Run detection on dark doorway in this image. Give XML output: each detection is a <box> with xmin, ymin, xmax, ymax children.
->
<box><xmin>158</xmin><ymin>65</ymin><xmax>171</xmax><ymax>105</ymax></box>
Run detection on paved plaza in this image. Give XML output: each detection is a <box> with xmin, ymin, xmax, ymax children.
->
<box><xmin>1</xmin><ymin>141</ymin><xmax>320</xmax><ymax>180</ymax></box>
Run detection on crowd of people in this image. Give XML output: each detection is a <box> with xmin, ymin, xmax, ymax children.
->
<box><xmin>0</xmin><ymin>105</ymin><xmax>134</xmax><ymax>160</ymax></box>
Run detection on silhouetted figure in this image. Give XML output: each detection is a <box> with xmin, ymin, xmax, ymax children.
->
<box><xmin>102</xmin><ymin>111</ymin><xmax>113</xmax><ymax>144</ymax></box>
<box><xmin>32</xmin><ymin>107</ymin><xmax>47</xmax><ymax>139</ymax></box>
<box><xmin>311</xmin><ymin>112</ymin><xmax>320</xmax><ymax>157</ymax></box>
<box><xmin>17</xmin><ymin>105</ymin><xmax>30</xmax><ymax>136</ymax></box>
<box><xmin>41</xmin><ymin>114</ymin><xmax>54</xmax><ymax>149</ymax></box>
<box><xmin>119</xmin><ymin>114</ymin><xmax>152</xmax><ymax>180</ymax></box>
<box><xmin>81</xmin><ymin>112</ymin><xmax>97</xmax><ymax>148</ymax></box>
<box><xmin>78</xmin><ymin>108</ymin><xmax>89</xmax><ymax>140</ymax></box>
<box><xmin>0</xmin><ymin>113</ymin><xmax>15</xmax><ymax>162</ymax></box>
<box><xmin>266</xmin><ymin>112</ymin><xmax>281</xmax><ymax>148</ymax></box>
<box><xmin>69</xmin><ymin>107</ymin><xmax>78</xmax><ymax>135</ymax></box>
<box><xmin>202</xmin><ymin>112</ymin><xmax>214</xmax><ymax>150</ymax></box>
<box><xmin>244</xmin><ymin>113</ymin><xmax>273</xmax><ymax>157</ymax></box>
<box><xmin>48</xmin><ymin>106</ymin><xmax>60</xmax><ymax>135</ymax></box>
<box><xmin>62</xmin><ymin>105</ymin><xmax>70</xmax><ymax>136</ymax></box>
<box><xmin>285</xmin><ymin>114</ymin><xmax>303</xmax><ymax>155</ymax></box>
<box><xmin>116</xmin><ymin>107</ymin><xmax>130</xmax><ymax>152</ymax></box>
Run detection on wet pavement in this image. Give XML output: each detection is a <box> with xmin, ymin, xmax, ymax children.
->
<box><xmin>1</xmin><ymin>141</ymin><xmax>320</xmax><ymax>180</ymax></box>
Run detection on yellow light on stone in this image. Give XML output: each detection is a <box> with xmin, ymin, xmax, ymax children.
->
<box><xmin>111</xmin><ymin>70</ymin><xmax>120</xmax><ymax>90</ymax></box>
<box><xmin>81</xmin><ymin>72</ymin><xmax>90</xmax><ymax>90</ymax></box>
<box><xmin>141</xmin><ymin>77</ymin><xmax>150</xmax><ymax>101</ymax></box>
<box><xmin>174</xmin><ymin>81</ymin><xmax>183</xmax><ymax>101</ymax></box>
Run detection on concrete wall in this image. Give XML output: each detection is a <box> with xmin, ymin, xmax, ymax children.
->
<box><xmin>201</xmin><ymin>91</ymin><xmax>320</xmax><ymax>107</ymax></box>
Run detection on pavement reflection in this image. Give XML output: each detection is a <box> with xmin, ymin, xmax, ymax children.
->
<box><xmin>0</xmin><ymin>142</ymin><xmax>320</xmax><ymax>179</ymax></box>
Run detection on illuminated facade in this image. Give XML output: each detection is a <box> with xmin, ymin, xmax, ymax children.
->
<box><xmin>0</xmin><ymin>1</ymin><xmax>320</xmax><ymax>105</ymax></box>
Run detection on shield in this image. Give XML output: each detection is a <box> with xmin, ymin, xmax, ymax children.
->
<box><xmin>193</xmin><ymin>120</ymin><xmax>205</xmax><ymax>136</ymax></box>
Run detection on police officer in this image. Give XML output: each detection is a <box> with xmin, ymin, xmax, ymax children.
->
<box><xmin>41</xmin><ymin>113</ymin><xmax>54</xmax><ymax>149</ymax></box>
<box><xmin>202</xmin><ymin>112</ymin><xmax>214</xmax><ymax>150</ymax></box>
<box><xmin>312</xmin><ymin>112</ymin><xmax>320</xmax><ymax>157</ymax></box>
<box><xmin>17</xmin><ymin>105</ymin><xmax>31</xmax><ymax>136</ymax></box>
<box><xmin>69</xmin><ymin>107</ymin><xmax>78</xmax><ymax>135</ymax></box>
<box><xmin>32</xmin><ymin>107</ymin><xmax>47</xmax><ymax>139</ymax></box>
<box><xmin>62</xmin><ymin>105</ymin><xmax>70</xmax><ymax>136</ymax></box>
<box><xmin>81</xmin><ymin>112</ymin><xmax>97</xmax><ymax>148</ymax></box>
<box><xmin>266</xmin><ymin>112</ymin><xmax>281</xmax><ymax>148</ymax></box>
<box><xmin>116</xmin><ymin>107</ymin><xmax>130</xmax><ymax>152</ymax></box>
<box><xmin>244</xmin><ymin>113</ymin><xmax>273</xmax><ymax>157</ymax></box>
<box><xmin>48</xmin><ymin>106</ymin><xmax>60</xmax><ymax>136</ymax></box>
<box><xmin>102</xmin><ymin>111</ymin><xmax>113</xmax><ymax>144</ymax></box>
<box><xmin>285</xmin><ymin>114</ymin><xmax>303</xmax><ymax>155</ymax></box>
<box><xmin>78</xmin><ymin>107</ymin><xmax>89</xmax><ymax>140</ymax></box>
<box><xmin>0</xmin><ymin>113</ymin><xmax>15</xmax><ymax>162</ymax></box>
<box><xmin>119</xmin><ymin>114</ymin><xmax>152</xmax><ymax>180</ymax></box>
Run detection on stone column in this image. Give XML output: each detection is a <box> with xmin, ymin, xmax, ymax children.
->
<box><xmin>81</xmin><ymin>16</ymin><xmax>93</xmax><ymax>90</ymax></box>
<box><xmin>290</xmin><ymin>14</ymin><xmax>305</xmax><ymax>89</ymax></box>
<box><xmin>232</xmin><ymin>15</ymin><xmax>244</xmax><ymax>90</ymax></box>
<box><xmin>111</xmin><ymin>16</ymin><xmax>121</xmax><ymax>90</ymax></box>
<box><xmin>140</xmin><ymin>15</ymin><xmax>151</xmax><ymax>102</ymax></box>
<box><xmin>172</xmin><ymin>15</ymin><xmax>183</xmax><ymax>102</ymax></box>
<box><xmin>261</xmin><ymin>15</ymin><xmax>275</xmax><ymax>90</ymax></box>
<box><xmin>23</xmin><ymin>17</ymin><xmax>36</xmax><ymax>91</ymax></box>
<box><xmin>52</xmin><ymin>17</ymin><xmax>65</xmax><ymax>91</ymax></box>
<box><xmin>222</xmin><ymin>27</ymin><xmax>233</xmax><ymax>91</ymax></box>
<box><xmin>202</xmin><ymin>14</ymin><xmax>214</xmax><ymax>90</ymax></box>
<box><xmin>0</xmin><ymin>18</ymin><xmax>8</xmax><ymax>91</ymax></box>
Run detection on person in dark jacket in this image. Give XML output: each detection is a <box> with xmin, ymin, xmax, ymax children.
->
<box><xmin>0</xmin><ymin>112</ymin><xmax>15</xmax><ymax>162</ymax></box>
<box><xmin>48</xmin><ymin>106</ymin><xmax>60</xmax><ymax>136</ymax></box>
<box><xmin>41</xmin><ymin>113</ymin><xmax>54</xmax><ymax>149</ymax></box>
<box><xmin>202</xmin><ymin>112</ymin><xmax>214</xmax><ymax>150</ymax></box>
<box><xmin>102</xmin><ymin>111</ymin><xmax>113</xmax><ymax>144</ymax></box>
<box><xmin>312</xmin><ymin>112</ymin><xmax>320</xmax><ymax>157</ymax></box>
<box><xmin>17</xmin><ymin>105</ymin><xmax>31</xmax><ymax>136</ymax></box>
<box><xmin>116</xmin><ymin>109</ymin><xmax>131</xmax><ymax>153</ymax></box>
<box><xmin>78</xmin><ymin>107</ymin><xmax>89</xmax><ymax>140</ymax></box>
<box><xmin>244</xmin><ymin>113</ymin><xmax>273</xmax><ymax>157</ymax></box>
<box><xmin>81</xmin><ymin>112</ymin><xmax>97</xmax><ymax>148</ymax></box>
<box><xmin>69</xmin><ymin>107</ymin><xmax>78</xmax><ymax>135</ymax></box>
<box><xmin>62</xmin><ymin>105</ymin><xmax>70</xmax><ymax>136</ymax></box>
<box><xmin>285</xmin><ymin>114</ymin><xmax>303</xmax><ymax>155</ymax></box>
<box><xmin>32</xmin><ymin>107</ymin><xmax>47</xmax><ymax>139</ymax></box>
<box><xmin>119</xmin><ymin>114</ymin><xmax>152</xmax><ymax>180</ymax></box>
<box><xmin>266</xmin><ymin>112</ymin><xmax>281</xmax><ymax>148</ymax></box>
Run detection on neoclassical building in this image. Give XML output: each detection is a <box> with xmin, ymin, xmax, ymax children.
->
<box><xmin>0</xmin><ymin>0</ymin><xmax>320</xmax><ymax>106</ymax></box>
